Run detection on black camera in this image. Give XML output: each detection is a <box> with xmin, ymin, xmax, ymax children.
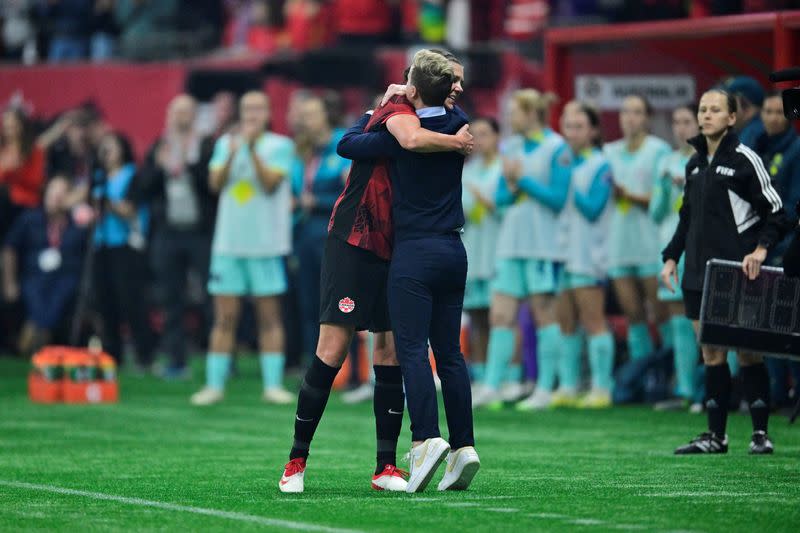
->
<box><xmin>769</xmin><ymin>68</ymin><xmax>800</xmax><ymax>119</ymax></box>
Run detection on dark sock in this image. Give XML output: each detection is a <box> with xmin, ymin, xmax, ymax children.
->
<box><xmin>705</xmin><ymin>363</ymin><xmax>731</xmax><ymax>437</ymax></box>
<box><xmin>741</xmin><ymin>363</ymin><xmax>770</xmax><ymax>433</ymax></box>
<box><xmin>290</xmin><ymin>356</ymin><xmax>340</xmax><ymax>460</ymax></box>
<box><xmin>373</xmin><ymin>365</ymin><xmax>405</xmax><ymax>475</ymax></box>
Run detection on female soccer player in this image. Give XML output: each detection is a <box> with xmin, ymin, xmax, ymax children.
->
<box><xmin>475</xmin><ymin>89</ymin><xmax>569</xmax><ymax>409</ymax></box>
<box><xmin>662</xmin><ymin>89</ymin><xmax>789</xmax><ymax>454</ymax></box>
<box><xmin>461</xmin><ymin>117</ymin><xmax>502</xmax><ymax>387</ymax></box>
<box><xmin>553</xmin><ymin>102</ymin><xmax>616</xmax><ymax>408</ymax></box>
<box><xmin>650</xmin><ymin>103</ymin><xmax>701</xmax><ymax>411</ymax></box>
<box><xmin>604</xmin><ymin>94</ymin><xmax>671</xmax><ymax>363</ymax></box>
<box><xmin>191</xmin><ymin>91</ymin><xmax>295</xmax><ymax>406</ymax></box>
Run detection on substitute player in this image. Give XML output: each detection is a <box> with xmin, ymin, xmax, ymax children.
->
<box><xmin>604</xmin><ymin>94</ymin><xmax>672</xmax><ymax>363</ymax></box>
<box><xmin>461</xmin><ymin>117</ymin><xmax>502</xmax><ymax>387</ymax></box>
<box><xmin>191</xmin><ymin>91</ymin><xmax>295</xmax><ymax>406</ymax></box>
<box><xmin>650</xmin><ymin>103</ymin><xmax>701</xmax><ymax>411</ymax></box>
<box><xmin>278</xmin><ymin>64</ymin><xmax>473</xmax><ymax>493</ymax></box>
<box><xmin>552</xmin><ymin>102</ymin><xmax>617</xmax><ymax>408</ymax></box>
<box><xmin>662</xmin><ymin>89</ymin><xmax>789</xmax><ymax>454</ymax></box>
<box><xmin>477</xmin><ymin>89</ymin><xmax>569</xmax><ymax>410</ymax></box>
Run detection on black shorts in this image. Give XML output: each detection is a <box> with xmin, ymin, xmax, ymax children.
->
<box><xmin>683</xmin><ymin>289</ymin><xmax>703</xmax><ymax>321</ymax></box>
<box><xmin>319</xmin><ymin>235</ymin><xmax>391</xmax><ymax>332</ymax></box>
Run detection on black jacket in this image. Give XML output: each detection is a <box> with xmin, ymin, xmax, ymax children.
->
<box><xmin>134</xmin><ymin>135</ymin><xmax>217</xmax><ymax>235</ymax></box>
<box><xmin>662</xmin><ymin>132</ymin><xmax>790</xmax><ymax>291</ymax></box>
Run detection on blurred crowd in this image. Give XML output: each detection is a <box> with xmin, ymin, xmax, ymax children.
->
<box><xmin>1</xmin><ymin>0</ymin><xmax>796</xmax><ymax>64</ymax></box>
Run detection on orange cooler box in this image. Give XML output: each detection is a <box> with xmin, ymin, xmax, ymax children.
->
<box><xmin>29</xmin><ymin>346</ymin><xmax>118</xmax><ymax>404</ymax></box>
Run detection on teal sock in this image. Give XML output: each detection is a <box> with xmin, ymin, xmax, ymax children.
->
<box><xmin>672</xmin><ymin>316</ymin><xmax>699</xmax><ymax>399</ymax></box>
<box><xmin>627</xmin><ymin>322</ymin><xmax>653</xmax><ymax>360</ymax></box>
<box><xmin>505</xmin><ymin>364</ymin><xmax>523</xmax><ymax>384</ymax></box>
<box><xmin>536</xmin><ymin>324</ymin><xmax>561</xmax><ymax>392</ymax></box>
<box><xmin>727</xmin><ymin>350</ymin><xmax>740</xmax><ymax>376</ymax></box>
<box><xmin>206</xmin><ymin>352</ymin><xmax>231</xmax><ymax>391</ymax></box>
<box><xmin>470</xmin><ymin>363</ymin><xmax>486</xmax><ymax>383</ymax></box>
<box><xmin>658</xmin><ymin>321</ymin><xmax>674</xmax><ymax>351</ymax></box>
<box><xmin>558</xmin><ymin>333</ymin><xmax>583</xmax><ymax>389</ymax></box>
<box><xmin>589</xmin><ymin>332</ymin><xmax>615</xmax><ymax>391</ymax></box>
<box><xmin>260</xmin><ymin>352</ymin><xmax>285</xmax><ymax>390</ymax></box>
<box><xmin>485</xmin><ymin>327</ymin><xmax>515</xmax><ymax>390</ymax></box>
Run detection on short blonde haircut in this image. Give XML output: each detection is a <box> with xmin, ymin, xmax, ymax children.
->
<box><xmin>409</xmin><ymin>50</ymin><xmax>455</xmax><ymax>106</ymax></box>
<box><xmin>412</xmin><ymin>49</ymin><xmax>453</xmax><ymax>78</ymax></box>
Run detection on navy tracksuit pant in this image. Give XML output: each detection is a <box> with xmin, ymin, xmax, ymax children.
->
<box><xmin>388</xmin><ymin>233</ymin><xmax>474</xmax><ymax>449</ymax></box>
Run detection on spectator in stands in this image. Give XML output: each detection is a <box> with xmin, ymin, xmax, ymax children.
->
<box><xmin>725</xmin><ymin>76</ymin><xmax>765</xmax><ymax>149</ymax></box>
<box><xmin>334</xmin><ymin>0</ymin><xmax>397</xmax><ymax>46</ymax></box>
<box><xmin>2</xmin><ymin>176</ymin><xmax>87</xmax><ymax>354</ymax></box>
<box><xmin>138</xmin><ymin>94</ymin><xmax>216</xmax><ymax>379</ymax></box>
<box><xmin>92</xmin><ymin>131</ymin><xmax>155</xmax><ymax>369</ymax></box>
<box><xmin>1</xmin><ymin>0</ymin><xmax>36</xmax><ymax>62</ymax></box>
<box><xmin>223</xmin><ymin>0</ymin><xmax>286</xmax><ymax>54</ymax></box>
<box><xmin>0</xmin><ymin>107</ymin><xmax>46</xmax><ymax>241</ymax></box>
<box><xmin>291</xmin><ymin>92</ymin><xmax>349</xmax><ymax>363</ymax></box>
<box><xmin>114</xmin><ymin>0</ymin><xmax>180</xmax><ymax>61</ymax></box>
<box><xmin>38</xmin><ymin>0</ymin><xmax>93</xmax><ymax>62</ymax></box>
<box><xmin>285</xmin><ymin>0</ymin><xmax>331</xmax><ymax>51</ymax></box>
<box><xmin>90</xmin><ymin>0</ymin><xmax>120</xmax><ymax>62</ymax></box>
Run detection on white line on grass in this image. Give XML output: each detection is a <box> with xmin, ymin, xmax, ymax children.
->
<box><xmin>642</xmin><ymin>491</ymin><xmax>781</xmax><ymax>498</ymax></box>
<box><xmin>0</xmin><ymin>480</ymin><xmax>363</xmax><ymax>533</ymax></box>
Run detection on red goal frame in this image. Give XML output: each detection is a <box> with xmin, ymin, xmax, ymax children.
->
<box><xmin>543</xmin><ymin>11</ymin><xmax>800</xmax><ymax>134</ymax></box>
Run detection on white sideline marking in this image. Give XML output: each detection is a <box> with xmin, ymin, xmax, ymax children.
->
<box><xmin>568</xmin><ymin>518</ymin><xmax>604</xmax><ymax>525</ymax></box>
<box><xmin>527</xmin><ymin>513</ymin><xmax>566</xmax><ymax>519</ymax></box>
<box><xmin>442</xmin><ymin>502</ymin><xmax>481</xmax><ymax>508</ymax></box>
<box><xmin>484</xmin><ymin>508</ymin><xmax>519</xmax><ymax>513</ymax></box>
<box><xmin>0</xmin><ymin>480</ymin><xmax>363</xmax><ymax>533</ymax></box>
<box><xmin>642</xmin><ymin>491</ymin><xmax>781</xmax><ymax>498</ymax></box>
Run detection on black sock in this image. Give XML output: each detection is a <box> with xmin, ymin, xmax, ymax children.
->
<box><xmin>705</xmin><ymin>363</ymin><xmax>731</xmax><ymax>437</ymax></box>
<box><xmin>373</xmin><ymin>365</ymin><xmax>405</xmax><ymax>475</ymax></box>
<box><xmin>741</xmin><ymin>363</ymin><xmax>770</xmax><ymax>433</ymax></box>
<box><xmin>290</xmin><ymin>356</ymin><xmax>340</xmax><ymax>460</ymax></box>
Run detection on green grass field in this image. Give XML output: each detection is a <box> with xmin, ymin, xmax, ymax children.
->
<box><xmin>1</xmin><ymin>356</ymin><xmax>799</xmax><ymax>532</ymax></box>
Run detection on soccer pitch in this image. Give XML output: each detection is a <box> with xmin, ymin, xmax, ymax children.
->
<box><xmin>1</xmin><ymin>357</ymin><xmax>799</xmax><ymax>532</ymax></box>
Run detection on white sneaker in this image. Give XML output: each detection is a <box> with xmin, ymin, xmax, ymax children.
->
<box><xmin>342</xmin><ymin>383</ymin><xmax>373</xmax><ymax>404</ymax></box>
<box><xmin>471</xmin><ymin>386</ymin><xmax>499</xmax><ymax>408</ymax></box>
<box><xmin>279</xmin><ymin>457</ymin><xmax>306</xmax><ymax>493</ymax></box>
<box><xmin>515</xmin><ymin>388</ymin><xmax>552</xmax><ymax>411</ymax></box>
<box><xmin>190</xmin><ymin>387</ymin><xmax>224</xmax><ymax>406</ymax></box>
<box><xmin>499</xmin><ymin>381</ymin><xmax>526</xmax><ymax>402</ymax></box>
<box><xmin>263</xmin><ymin>387</ymin><xmax>294</xmax><ymax>404</ymax></box>
<box><xmin>405</xmin><ymin>437</ymin><xmax>450</xmax><ymax>493</ymax></box>
<box><xmin>438</xmin><ymin>446</ymin><xmax>480</xmax><ymax>491</ymax></box>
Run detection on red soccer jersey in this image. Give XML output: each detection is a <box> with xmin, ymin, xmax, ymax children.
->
<box><xmin>327</xmin><ymin>96</ymin><xmax>414</xmax><ymax>260</ymax></box>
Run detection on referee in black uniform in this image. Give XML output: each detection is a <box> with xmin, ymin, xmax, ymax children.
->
<box><xmin>662</xmin><ymin>88</ymin><xmax>790</xmax><ymax>455</ymax></box>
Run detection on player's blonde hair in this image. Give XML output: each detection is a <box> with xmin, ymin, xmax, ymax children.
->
<box><xmin>412</xmin><ymin>49</ymin><xmax>453</xmax><ymax>82</ymax></box>
<box><xmin>512</xmin><ymin>89</ymin><xmax>558</xmax><ymax>124</ymax></box>
<box><xmin>409</xmin><ymin>49</ymin><xmax>455</xmax><ymax>106</ymax></box>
